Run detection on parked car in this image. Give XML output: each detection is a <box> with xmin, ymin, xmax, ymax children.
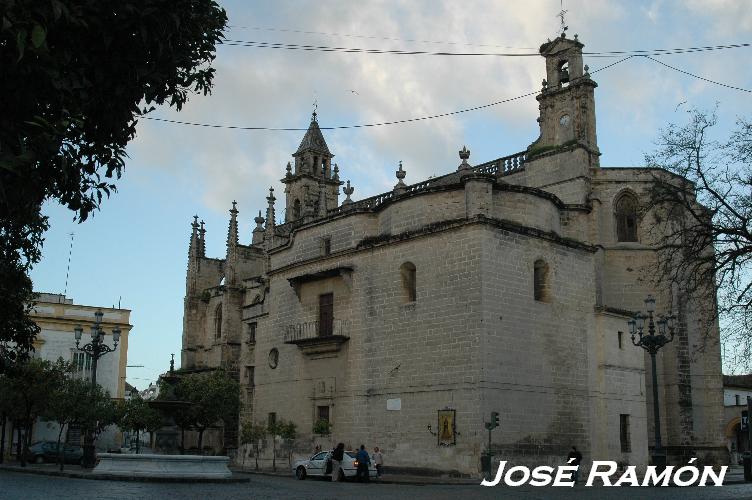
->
<box><xmin>293</xmin><ymin>450</ymin><xmax>378</xmax><ymax>481</ymax></box>
<box><xmin>26</xmin><ymin>441</ymin><xmax>83</xmax><ymax>465</ymax></box>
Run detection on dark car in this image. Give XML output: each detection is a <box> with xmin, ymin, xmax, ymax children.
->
<box><xmin>26</xmin><ymin>441</ymin><xmax>83</xmax><ymax>465</ymax></box>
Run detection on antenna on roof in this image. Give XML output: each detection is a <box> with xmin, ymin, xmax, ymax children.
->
<box><xmin>63</xmin><ymin>232</ymin><xmax>75</xmax><ymax>297</ymax></box>
<box><xmin>556</xmin><ymin>0</ymin><xmax>569</xmax><ymax>36</ymax></box>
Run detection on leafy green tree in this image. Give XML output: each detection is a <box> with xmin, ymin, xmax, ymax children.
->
<box><xmin>0</xmin><ymin>0</ymin><xmax>227</xmax><ymax>355</ymax></box>
<box><xmin>174</xmin><ymin>370</ymin><xmax>239</xmax><ymax>454</ymax></box>
<box><xmin>45</xmin><ymin>376</ymin><xmax>92</xmax><ymax>470</ymax></box>
<box><xmin>312</xmin><ymin>418</ymin><xmax>330</xmax><ymax>436</ymax></box>
<box><xmin>279</xmin><ymin>420</ymin><xmax>297</xmax><ymax>468</ymax></box>
<box><xmin>0</xmin><ymin>358</ymin><xmax>68</xmax><ymax>466</ymax></box>
<box><xmin>117</xmin><ymin>396</ymin><xmax>162</xmax><ymax>454</ymax></box>
<box><xmin>267</xmin><ymin>420</ymin><xmax>281</xmax><ymax>472</ymax></box>
<box><xmin>240</xmin><ymin>420</ymin><xmax>266</xmax><ymax>470</ymax></box>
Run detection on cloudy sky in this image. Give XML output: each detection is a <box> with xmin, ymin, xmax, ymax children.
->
<box><xmin>30</xmin><ymin>0</ymin><xmax>752</xmax><ymax>387</ymax></box>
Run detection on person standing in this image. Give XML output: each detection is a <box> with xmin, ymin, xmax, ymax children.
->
<box><xmin>372</xmin><ymin>446</ymin><xmax>383</xmax><ymax>477</ymax></box>
<box><xmin>356</xmin><ymin>444</ymin><xmax>370</xmax><ymax>482</ymax></box>
<box><xmin>567</xmin><ymin>446</ymin><xmax>583</xmax><ymax>484</ymax></box>
<box><xmin>331</xmin><ymin>443</ymin><xmax>345</xmax><ymax>482</ymax></box>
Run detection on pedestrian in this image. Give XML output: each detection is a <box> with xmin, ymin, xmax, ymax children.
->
<box><xmin>355</xmin><ymin>444</ymin><xmax>370</xmax><ymax>482</ymax></box>
<box><xmin>331</xmin><ymin>443</ymin><xmax>345</xmax><ymax>482</ymax></box>
<box><xmin>372</xmin><ymin>446</ymin><xmax>383</xmax><ymax>477</ymax></box>
<box><xmin>567</xmin><ymin>446</ymin><xmax>583</xmax><ymax>484</ymax></box>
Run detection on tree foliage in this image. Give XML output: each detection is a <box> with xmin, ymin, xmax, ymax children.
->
<box><xmin>0</xmin><ymin>0</ymin><xmax>227</xmax><ymax>354</ymax></box>
<box><xmin>117</xmin><ymin>395</ymin><xmax>162</xmax><ymax>454</ymax></box>
<box><xmin>240</xmin><ymin>420</ymin><xmax>266</xmax><ymax>470</ymax></box>
<box><xmin>173</xmin><ymin>370</ymin><xmax>239</xmax><ymax>453</ymax></box>
<box><xmin>644</xmin><ymin>109</ymin><xmax>752</xmax><ymax>369</ymax></box>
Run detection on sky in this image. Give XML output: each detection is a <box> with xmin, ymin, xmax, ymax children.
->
<box><xmin>29</xmin><ymin>0</ymin><xmax>752</xmax><ymax>388</ymax></box>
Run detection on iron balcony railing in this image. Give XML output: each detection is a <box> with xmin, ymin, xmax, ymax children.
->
<box><xmin>284</xmin><ymin>318</ymin><xmax>350</xmax><ymax>344</ymax></box>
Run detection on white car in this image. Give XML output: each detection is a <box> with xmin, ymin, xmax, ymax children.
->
<box><xmin>293</xmin><ymin>450</ymin><xmax>378</xmax><ymax>481</ymax></box>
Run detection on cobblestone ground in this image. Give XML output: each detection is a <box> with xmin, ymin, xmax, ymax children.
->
<box><xmin>3</xmin><ymin>471</ymin><xmax>752</xmax><ymax>500</ymax></box>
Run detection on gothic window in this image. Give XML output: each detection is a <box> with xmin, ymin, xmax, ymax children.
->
<box><xmin>533</xmin><ymin>260</ymin><xmax>550</xmax><ymax>302</ymax></box>
<box><xmin>400</xmin><ymin>262</ymin><xmax>417</xmax><ymax>303</ymax></box>
<box><xmin>214</xmin><ymin>304</ymin><xmax>223</xmax><ymax>339</ymax></box>
<box><xmin>558</xmin><ymin>60</ymin><xmax>570</xmax><ymax>85</ymax></box>
<box><xmin>615</xmin><ymin>193</ymin><xmax>639</xmax><ymax>242</ymax></box>
<box><xmin>247</xmin><ymin>322</ymin><xmax>257</xmax><ymax>344</ymax></box>
<box><xmin>293</xmin><ymin>199</ymin><xmax>301</xmax><ymax>219</ymax></box>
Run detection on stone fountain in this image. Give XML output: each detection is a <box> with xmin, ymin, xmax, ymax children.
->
<box><xmin>92</xmin><ymin>355</ymin><xmax>234</xmax><ymax>481</ymax></box>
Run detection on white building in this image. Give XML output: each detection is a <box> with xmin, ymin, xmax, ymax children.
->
<box><xmin>723</xmin><ymin>375</ymin><xmax>752</xmax><ymax>465</ymax></box>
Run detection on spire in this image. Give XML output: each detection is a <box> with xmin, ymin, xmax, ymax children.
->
<box><xmin>199</xmin><ymin>220</ymin><xmax>206</xmax><ymax>257</ymax></box>
<box><xmin>265</xmin><ymin>187</ymin><xmax>276</xmax><ymax>233</ymax></box>
<box><xmin>227</xmin><ymin>201</ymin><xmax>239</xmax><ymax>248</ymax></box>
<box><xmin>188</xmin><ymin>215</ymin><xmax>200</xmax><ymax>257</ymax></box>
<box><xmin>294</xmin><ymin>112</ymin><xmax>331</xmax><ymax>157</ymax></box>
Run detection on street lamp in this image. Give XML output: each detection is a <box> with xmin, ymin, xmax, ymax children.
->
<box><xmin>73</xmin><ymin>309</ymin><xmax>120</xmax><ymax>468</ymax></box>
<box><xmin>628</xmin><ymin>295</ymin><xmax>676</xmax><ymax>470</ymax></box>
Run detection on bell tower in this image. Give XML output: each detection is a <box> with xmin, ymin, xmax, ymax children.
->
<box><xmin>530</xmin><ymin>34</ymin><xmax>599</xmax><ymax>159</ymax></box>
<box><xmin>282</xmin><ymin>112</ymin><xmax>341</xmax><ymax>221</ymax></box>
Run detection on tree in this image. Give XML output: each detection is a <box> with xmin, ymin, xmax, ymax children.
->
<box><xmin>174</xmin><ymin>370</ymin><xmax>239</xmax><ymax>454</ymax></box>
<box><xmin>0</xmin><ymin>358</ymin><xmax>68</xmax><ymax>466</ymax></box>
<box><xmin>312</xmin><ymin>418</ymin><xmax>331</xmax><ymax>436</ymax></box>
<box><xmin>279</xmin><ymin>420</ymin><xmax>297</xmax><ymax>468</ymax></box>
<box><xmin>0</xmin><ymin>0</ymin><xmax>227</xmax><ymax>356</ymax></box>
<box><xmin>45</xmin><ymin>376</ymin><xmax>92</xmax><ymax>470</ymax></box>
<box><xmin>117</xmin><ymin>396</ymin><xmax>162</xmax><ymax>454</ymax></box>
<box><xmin>267</xmin><ymin>420</ymin><xmax>281</xmax><ymax>472</ymax></box>
<box><xmin>644</xmin><ymin>109</ymin><xmax>752</xmax><ymax>369</ymax></box>
<box><xmin>239</xmin><ymin>421</ymin><xmax>266</xmax><ymax>470</ymax></box>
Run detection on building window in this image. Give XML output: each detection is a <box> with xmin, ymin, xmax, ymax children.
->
<box><xmin>72</xmin><ymin>352</ymin><xmax>92</xmax><ymax>372</ymax></box>
<box><xmin>317</xmin><ymin>405</ymin><xmax>330</xmax><ymax>423</ymax></box>
<box><xmin>618</xmin><ymin>331</ymin><xmax>623</xmax><ymax>349</ymax></box>
<box><xmin>533</xmin><ymin>260</ymin><xmax>550</xmax><ymax>302</ymax></box>
<box><xmin>736</xmin><ymin>394</ymin><xmax>741</xmax><ymax>406</ymax></box>
<box><xmin>620</xmin><ymin>414</ymin><xmax>631</xmax><ymax>453</ymax></box>
<box><xmin>268</xmin><ymin>412</ymin><xmax>277</xmax><ymax>428</ymax></box>
<box><xmin>244</xmin><ymin>366</ymin><xmax>255</xmax><ymax>387</ymax></box>
<box><xmin>214</xmin><ymin>304</ymin><xmax>222</xmax><ymax>339</ymax></box>
<box><xmin>322</xmin><ymin>237</ymin><xmax>331</xmax><ymax>256</ymax></box>
<box><xmin>400</xmin><ymin>262</ymin><xmax>417</xmax><ymax>303</ymax></box>
<box><xmin>615</xmin><ymin>193</ymin><xmax>639</xmax><ymax>242</ymax></box>
<box><xmin>318</xmin><ymin>293</ymin><xmax>334</xmax><ymax>337</ymax></box>
<box><xmin>247</xmin><ymin>322</ymin><xmax>257</xmax><ymax>344</ymax></box>
<box><xmin>293</xmin><ymin>199</ymin><xmax>301</xmax><ymax>219</ymax></box>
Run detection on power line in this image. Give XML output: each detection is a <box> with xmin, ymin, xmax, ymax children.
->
<box><xmin>226</xmin><ymin>25</ymin><xmax>537</xmax><ymax>51</ymax></box>
<box><xmin>642</xmin><ymin>55</ymin><xmax>752</xmax><ymax>93</ymax></box>
<box><xmin>142</xmin><ymin>56</ymin><xmax>632</xmax><ymax>132</ymax></box>
<box><xmin>220</xmin><ymin>38</ymin><xmax>752</xmax><ymax>58</ymax></box>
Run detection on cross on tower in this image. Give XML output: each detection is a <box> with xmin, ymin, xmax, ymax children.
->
<box><xmin>556</xmin><ymin>0</ymin><xmax>568</xmax><ymax>36</ymax></box>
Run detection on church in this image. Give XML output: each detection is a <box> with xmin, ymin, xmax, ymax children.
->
<box><xmin>180</xmin><ymin>34</ymin><xmax>725</xmax><ymax>474</ymax></box>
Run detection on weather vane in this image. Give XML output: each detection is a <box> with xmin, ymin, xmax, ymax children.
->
<box><xmin>556</xmin><ymin>0</ymin><xmax>568</xmax><ymax>36</ymax></box>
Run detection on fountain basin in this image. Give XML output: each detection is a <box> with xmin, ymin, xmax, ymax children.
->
<box><xmin>92</xmin><ymin>453</ymin><xmax>232</xmax><ymax>479</ymax></box>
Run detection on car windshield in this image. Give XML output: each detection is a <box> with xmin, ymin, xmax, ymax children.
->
<box><xmin>345</xmin><ymin>452</ymin><xmax>357</xmax><ymax>458</ymax></box>
<box><xmin>311</xmin><ymin>452</ymin><xmax>328</xmax><ymax>460</ymax></box>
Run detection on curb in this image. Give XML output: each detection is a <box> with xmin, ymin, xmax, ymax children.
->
<box><xmin>0</xmin><ymin>465</ymin><xmax>250</xmax><ymax>483</ymax></box>
<box><xmin>230</xmin><ymin>468</ymin><xmax>479</xmax><ymax>486</ymax></box>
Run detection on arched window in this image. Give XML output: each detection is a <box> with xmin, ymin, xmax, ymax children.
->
<box><xmin>615</xmin><ymin>193</ymin><xmax>639</xmax><ymax>242</ymax></box>
<box><xmin>400</xmin><ymin>262</ymin><xmax>417</xmax><ymax>303</ymax></box>
<box><xmin>214</xmin><ymin>304</ymin><xmax>223</xmax><ymax>339</ymax></box>
<box><xmin>293</xmin><ymin>199</ymin><xmax>301</xmax><ymax>219</ymax></box>
<box><xmin>533</xmin><ymin>260</ymin><xmax>550</xmax><ymax>302</ymax></box>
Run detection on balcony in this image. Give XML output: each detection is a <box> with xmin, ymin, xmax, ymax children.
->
<box><xmin>284</xmin><ymin>319</ymin><xmax>350</xmax><ymax>356</ymax></box>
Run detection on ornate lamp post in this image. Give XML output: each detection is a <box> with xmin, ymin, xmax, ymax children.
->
<box><xmin>73</xmin><ymin>309</ymin><xmax>120</xmax><ymax>468</ymax></box>
<box><xmin>627</xmin><ymin>295</ymin><xmax>676</xmax><ymax>470</ymax></box>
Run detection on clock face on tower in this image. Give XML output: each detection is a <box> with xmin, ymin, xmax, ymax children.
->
<box><xmin>559</xmin><ymin>114</ymin><xmax>571</xmax><ymax>127</ymax></box>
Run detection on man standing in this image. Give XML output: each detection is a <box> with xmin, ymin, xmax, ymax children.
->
<box><xmin>372</xmin><ymin>446</ymin><xmax>383</xmax><ymax>477</ymax></box>
<box><xmin>567</xmin><ymin>446</ymin><xmax>583</xmax><ymax>484</ymax></box>
<box><xmin>331</xmin><ymin>443</ymin><xmax>345</xmax><ymax>482</ymax></box>
<box><xmin>356</xmin><ymin>444</ymin><xmax>371</xmax><ymax>482</ymax></box>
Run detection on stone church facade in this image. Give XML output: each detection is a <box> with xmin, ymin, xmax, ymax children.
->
<box><xmin>180</xmin><ymin>35</ymin><xmax>725</xmax><ymax>473</ymax></box>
